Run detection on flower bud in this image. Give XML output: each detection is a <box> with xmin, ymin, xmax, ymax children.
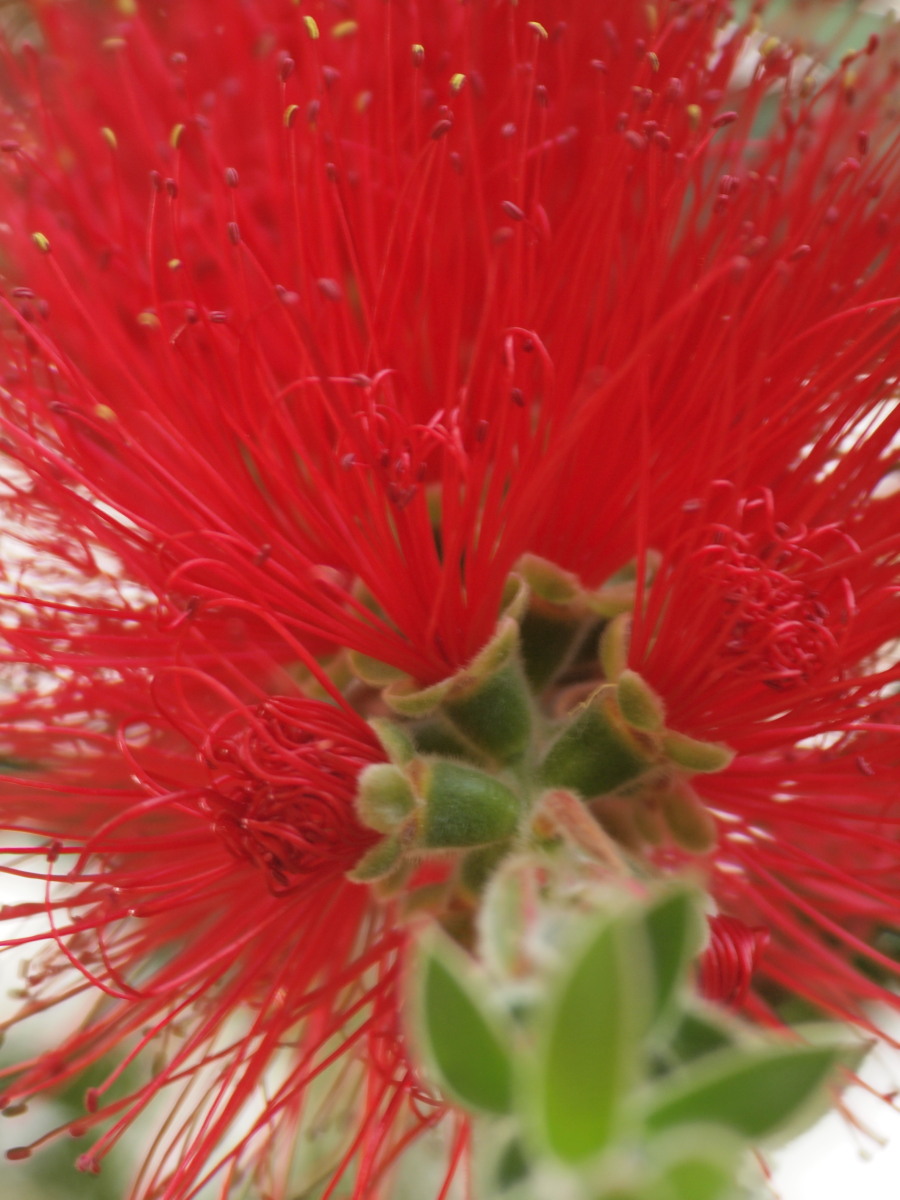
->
<box><xmin>419</xmin><ymin>760</ymin><xmax>521</xmax><ymax>848</ymax></box>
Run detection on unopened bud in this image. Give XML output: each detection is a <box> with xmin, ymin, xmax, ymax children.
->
<box><xmin>420</xmin><ymin>760</ymin><xmax>520</xmax><ymax>849</ymax></box>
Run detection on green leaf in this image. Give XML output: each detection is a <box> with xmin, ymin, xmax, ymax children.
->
<box><xmin>495</xmin><ymin>1138</ymin><xmax>530</xmax><ymax>1190</ymax></box>
<box><xmin>646</xmin><ymin>1043</ymin><xmax>839</xmax><ymax>1140</ymax></box>
<box><xmin>662</xmin><ymin>1155</ymin><xmax>738</xmax><ymax>1200</ymax></box>
<box><xmin>670</xmin><ymin>1007</ymin><xmax>736</xmax><ymax>1063</ymax></box>
<box><xmin>536</xmin><ymin>910</ymin><xmax>645</xmax><ymax>1163</ymax></box>
<box><xmin>649</xmin><ymin>1126</ymin><xmax>746</xmax><ymax>1200</ymax></box>
<box><xmin>417</xmin><ymin>932</ymin><xmax>514</xmax><ymax>1114</ymax></box>
<box><xmin>642</xmin><ymin>888</ymin><xmax>704</xmax><ymax>1028</ymax></box>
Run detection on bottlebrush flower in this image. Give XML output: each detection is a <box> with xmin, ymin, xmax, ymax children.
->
<box><xmin>0</xmin><ymin>0</ymin><xmax>900</xmax><ymax>1196</ymax></box>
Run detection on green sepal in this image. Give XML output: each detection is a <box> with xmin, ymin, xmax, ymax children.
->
<box><xmin>644</xmin><ymin>1043</ymin><xmax>840</xmax><ymax>1141</ymax></box>
<box><xmin>385</xmin><ymin>674</ymin><xmax>453</xmax><ymax>718</ymax></box>
<box><xmin>662</xmin><ymin>731</ymin><xmax>734</xmax><ymax>774</ymax></box>
<box><xmin>421</xmin><ymin>760</ymin><xmax>521</xmax><ymax>848</ymax></box>
<box><xmin>599</xmin><ymin>612</ymin><xmax>631</xmax><ymax>681</ymax></box>
<box><xmin>347</xmin><ymin>649</ymin><xmax>405</xmax><ymax>686</ymax></box>
<box><xmin>368</xmin><ymin>717</ymin><xmax>416</xmax><ymax>766</ymax></box>
<box><xmin>444</xmin><ymin>656</ymin><xmax>533</xmax><ymax>764</ymax></box>
<box><xmin>410</xmin><ymin>717</ymin><xmax>482</xmax><ymax>761</ymax></box>
<box><xmin>617</xmin><ymin>669</ymin><xmax>666</xmax><ymax>732</ymax></box>
<box><xmin>516</xmin><ymin>553</ymin><xmax>582</xmax><ymax>605</ymax></box>
<box><xmin>539</xmin><ymin>687</ymin><xmax>653</xmax><ymax>798</ymax></box>
<box><xmin>415</xmin><ymin>929</ymin><xmax>515</xmax><ymax>1114</ymax></box>
<box><xmin>387</xmin><ymin>618</ymin><xmax>532</xmax><ymax>764</ymax></box>
<box><xmin>346</xmin><ymin>835</ymin><xmax>404</xmax><ymax>883</ymax></box>
<box><xmin>355</xmin><ymin>763</ymin><xmax>416</xmax><ymax>834</ymax></box>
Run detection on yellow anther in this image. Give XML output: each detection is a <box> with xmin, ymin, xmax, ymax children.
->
<box><xmin>167</xmin><ymin>258</ymin><xmax>182</xmax><ymax>270</ymax></box>
<box><xmin>302</xmin><ymin>15</ymin><xmax>319</xmax><ymax>39</ymax></box>
<box><xmin>759</xmin><ymin>37</ymin><xmax>780</xmax><ymax>57</ymax></box>
<box><xmin>94</xmin><ymin>404</ymin><xmax>117</xmax><ymax>422</ymax></box>
<box><xmin>331</xmin><ymin>20</ymin><xmax>358</xmax><ymax>38</ymax></box>
<box><xmin>526</xmin><ymin>21</ymin><xmax>548</xmax><ymax>40</ymax></box>
<box><xmin>169</xmin><ymin>123</ymin><xmax>185</xmax><ymax>150</ymax></box>
<box><xmin>645</xmin><ymin>5</ymin><xmax>658</xmax><ymax>33</ymax></box>
<box><xmin>100</xmin><ymin>127</ymin><xmax>117</xmax><ymax>150</ymax></box>
<box><xmin>116</xmin><ymin>0</ymin><xmax>138</xmax><ymax>14</ymax></box>
<box><xmin>31</xmin><ymin>232</ymin><xmax>51</xmax><ymax>254</ymax></box>
<box><xmin>101</xmin><ymin>37</ymin><xmax>127</xmax><ymax>51</ymax></box>
<box><xmin>450</xmin><ymin>72</ymin><xmax>466</xmax><ymax>94</ymax></box>
<box><xmin>646</xmin><ymin>51</ymin><xmax>659</xmax><ymax>72</ymax></box>
<box><xmin>355</xmin><ymin>90</ymin><xmax>372</xmax><ymax>113</ymax></box>
<box><xmin>137</xmin><ymin>311</ymin><xmax>160</xmax><ymax>328</ymax></box>
<box><xmin>411</xmin><ymin>43</ymin><xmax>425</xmax><ymax>66</ymax></box>
<box><xmin>686</xmin><ymin>103</ymin><xmax>701</xmax><ymax>129</ymax></box>
<box><xmin>283</xmin><ymin>104</ymin><xmax>299</xmax><ymax>128</ymax></box>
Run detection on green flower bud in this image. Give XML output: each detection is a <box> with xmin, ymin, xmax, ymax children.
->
<box><xmin>420</xmin><ymin>760</ymin><xmax>522</xmax><ymax>848</ymax></box>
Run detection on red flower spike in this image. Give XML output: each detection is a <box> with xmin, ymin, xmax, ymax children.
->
<box><xmin>1</xmin><ymin>0</ymin><xmax>900</xmax><ymax>1195</ymax></box>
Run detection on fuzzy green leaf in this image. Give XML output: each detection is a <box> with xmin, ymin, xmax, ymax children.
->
<box><xmin>642</xmin><ymin>888</ymin><xmax>704</xmax><ymax>1028</ymax></box>
<box><xmin>536</xmin><ymin>911</ymin><xmax>644</xmax><ymax>1163</ymax></box>
<box><xmin>646</xmin><ymin>1044</ymin><xmax>839</xmax><ymax>1140</ymax></box>
<box><xmin>418</xmin><ymin>934</ymin><xmax>514</xmax><ymax>1115</ymax></box>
